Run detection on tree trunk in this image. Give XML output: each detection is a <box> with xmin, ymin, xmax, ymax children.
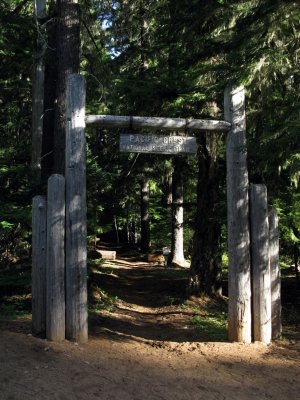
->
<box><xmin>140</xmin><ymin>178</ymin><xmax>150</xmax><ymax>253</ymax></box>
<box><xmin>31</xmin><ymin>0</ymin><xmax>46</xmax><ymax>183</ymax></box>
<box><xmin>41</xmin><ymin>0</ymin><xmax>57</xmax><ymax>180</ymax></box>
<box><xmin>189</xmin><ymin>134</ymin><xmax>222</xmax><ymax>296</ymax></box>
<box><xmin>54</xmin><ymin>0</ymin><xmax>81</xmax><ymax>174</ymax></box>
<box><xmin>171</xmin><ymin>157</ymin><xmax>185</xmax><ymax>266</ymax></box>
<box><xmin>32</xmin><ymin>195</ymin><xmax>47</xmax><ymax>337</ymax></box>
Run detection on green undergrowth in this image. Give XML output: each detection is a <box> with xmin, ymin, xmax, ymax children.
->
<box><xmin>191</xmin><ymin>314</ymin><xmax>227</xmax><ymax>340</ymax></box>
<box><xmin>0</xmin><ymin>263</ymin><xmax>32</xmax><ymax>319</ymax></box>
<box><xmin>182</xmin><ymin>296</ymin><xmax>228</xmax><ymax>340</ymax></box>
<box><xmin>0</xmin><ymin>295</ymin><xmax>31</xmax><ymax>319</ymax></box>
<box><xmin>88</xmin><ymin>285</ymin><xmax>118</xmax><ymax>313</ymax></box>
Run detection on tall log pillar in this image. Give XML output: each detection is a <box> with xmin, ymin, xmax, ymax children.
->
<box><xmin>269</xmin><ymin>208</ymin><xmax>282</xmax><ymax>339</ymax></box>
<box><xmin>250</xmin><ymin>184</ymin><xmax>272</xmax><ymax>343</ymax></box>
<box><xmin>224</xmin><ymin>86</ymin><xmax>252</xmax><ymax>343</ymax></box>
<box><xmin>65</xmin><ymin>74</ymin><xmax>88</xmax><ymax>342</ymax></box>
<box><xmin>46</xmin><ymin>174</ymin><xmax>65</xmax><ymax>341</ymax></box>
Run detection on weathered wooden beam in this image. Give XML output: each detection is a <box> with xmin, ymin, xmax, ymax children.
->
<box><xmin>250</xmin><ymin>184</ymin><xmax>272</xmax><ymax>344</ymax></box>
<box><xmin>85</xmin><ymin>115</ymin><xmax>231</xmax><ymax>132</ymax></box>
<box><xmin>46</xmin><ymin>174</ymin><xmax>65</xmax><ymax>342</ymax></box>
<box><xmin>269</xmin><ymin>207</ymin><xmax>282</xmax><ymax>339</ymax></box>
<box><xmin>224</xmin><ymin>85</ymin><xmax>252</xmax><ymax>343</ymax></box>
<box><xmin>65</xmin><ymin>74</ymin><xmax>88</xmax><ymax>343</ymax></box>
<box><xmin>32</xmin><ymin>195</ymin><xmax>47</xmax><ymax>337</ymax></box>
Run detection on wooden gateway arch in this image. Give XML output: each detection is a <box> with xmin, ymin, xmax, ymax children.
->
<box><xmin>32</xmin><ymin>74</ymin><xmax>281</xmax><ymax>344</ymax></box>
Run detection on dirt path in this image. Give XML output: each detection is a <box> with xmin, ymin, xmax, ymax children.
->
<box><xmin>0</xmin><ymin>255</ymin><xmax>300</xmax><ymax>400</ymax></box>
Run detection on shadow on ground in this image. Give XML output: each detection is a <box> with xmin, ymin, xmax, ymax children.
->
<box><xmin>89</xmin><ymin>253</ymin><xmax>228</xmax><ymax>343</ymax></box>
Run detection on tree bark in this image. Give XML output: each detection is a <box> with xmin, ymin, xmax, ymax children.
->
<box><xmin>54</xmin><ymin>0</ymin><xmax>81</xmax><ymax>174</ymax></box>
<box><xmin>189</xmin><ymin>134</ymin><xmax>222</xmax><ymax>295</ymax></box>
<box><xmin>171</xmin><ymin>158</ymin><xmax>185</xmax><ymax>266</ymax></box>
<box><xmin>140</xmin><ymin>178</ymin><xmax>150</xmax><ymax>253</ymax></box>
<box><xmin>41</xmin><ymin>0</ymin><xmax>57</xmax><ymax>180</ymax></box>
<box><xmin>32</xmin><ymin>195</ymin><xmax>47</xmax><ymax>337</ymax></box>
<box><xmin>31</xmin><ymin>0</ymin><xmax>46</xmax><ymax>182</ymax></box>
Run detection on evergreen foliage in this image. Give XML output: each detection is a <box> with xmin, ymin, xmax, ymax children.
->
<box><xmin>0</xmin><ymin>0</ymin><xmax>299</xmax><ymax>294</ymax></box>
<box><xmin>0</xmin><ymin>1</ymin><xmax>34</xmax><ymax>266</ymax></box>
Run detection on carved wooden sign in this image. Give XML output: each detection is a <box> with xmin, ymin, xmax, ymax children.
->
<box><xmin>120</xmin><ymin>134</ymin><xmax>197</xmax><ymax>155</ymax></box>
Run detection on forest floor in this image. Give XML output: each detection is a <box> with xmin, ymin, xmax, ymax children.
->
<box><xmin>0</xmin><ymin>246</ymin><xmax>300</xmax><ymax>400</ymax></box>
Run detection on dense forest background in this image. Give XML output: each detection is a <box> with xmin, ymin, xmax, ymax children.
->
<box><xmin>0</xmin><ymin>0</ymin><xmax>299</xmax><ymax>292</ymax></box>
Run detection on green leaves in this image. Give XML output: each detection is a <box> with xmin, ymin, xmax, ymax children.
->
<box><xmin>0</xmin><ymin>221</ymin><xmax>14</xmax><ymax>230</ymax></box>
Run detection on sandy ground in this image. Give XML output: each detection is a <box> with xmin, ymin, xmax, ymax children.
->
<box><xmin>0</xmin><ymin>256</ymin><xmax>299</xmax><ymax>400</ymax></box>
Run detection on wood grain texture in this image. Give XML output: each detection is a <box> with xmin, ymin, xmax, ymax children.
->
<box><xmin>269</xmin><ymin>208</ymin><xmax>282</xmax><ymax>339</ymax></box>
<box><xmin>250</xmin><ymin>184</ymin><xmax>272</xmax><ymax>344</ymax></box>
<box><xmin>224</xmin><ymin>86</ymin><xmax>252</xmax><ymax>343</ymax></box>
<box><xmin>86</xmin><ymin>115</ymin><xmax>231</xmax><ymax>132</ymax></box>
<box><xmin>46</xmin><ymin>174</ymin><xmax>65</xmax><ymax>341</ymax></box>
<box><xmin>65</xmin><ymin>74</ymin><xmax>88</xmax><ymax>342</ymax></box>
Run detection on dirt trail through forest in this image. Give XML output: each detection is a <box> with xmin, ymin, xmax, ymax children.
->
<box><xmin>0</xmin><ymin>254</ymin><xmax>300</xmax><ymax>400</ymax></box>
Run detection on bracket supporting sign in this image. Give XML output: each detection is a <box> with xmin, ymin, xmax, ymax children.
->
<box><xmin>120</xmin><ymin>134</ymin><xmax>197</xmax><ymax>155</ymax></box>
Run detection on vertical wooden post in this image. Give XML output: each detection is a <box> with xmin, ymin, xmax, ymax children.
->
<box><xmin>224</xmin><ymin>85</ymin><xmax>252</xmax><ymax>343</ymax></box>
<box><xmin>171</xmin><ymin>157</ymin><xmax>185</xmax><ymax>266</ymax></box>
<box><xmin>46</xmin><ymin>174</ymin><xmax>65</xmax><ymax>341</ymax></box>
<box><xmin>65</xmin><ymin>74</ymin><xmax>88</xmax><ymax>342</ymax></box>
<box><xmin>250</xmin><ymin>184</ymin><xmax>272</xmax><ymax>343</ymax></box>
<box><xmin>32</xmin><ymin>195</ymin><xmax>47</xmax><ymax>337</ymax></box>
<box><xmin>269</xmin><ymin>208</ymin><xmax>282</xmax><ymax>339</ymax></box>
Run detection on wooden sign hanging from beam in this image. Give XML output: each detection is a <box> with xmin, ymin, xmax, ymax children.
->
<box><xmin>120</xmin><ymin>134</ymin><xmax>197</xmax><ymax>155</ymax></box>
